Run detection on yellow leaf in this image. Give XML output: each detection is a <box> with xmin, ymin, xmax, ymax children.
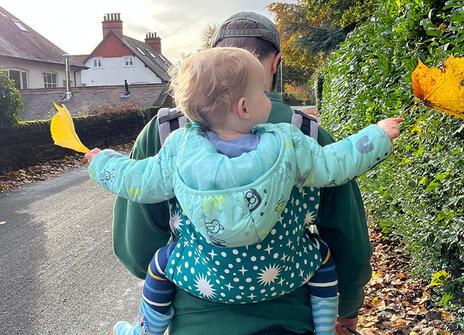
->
<box><xmin>411</xmin><ymin>57</ymin><xmax>464</xmax><ymax>120</ymax></box>
<box><xmin>430</xmin><ymin>270</ymin><xmax>451</xmax><ymax>287</ymax></box>
<box><xmin>50</xmin><ymin>103</ymin><xmax>89</xmax><ymax>154</ymax></box>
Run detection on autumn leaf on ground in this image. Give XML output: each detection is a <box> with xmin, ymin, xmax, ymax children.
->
<box><xmin>411</xmin><ymin>57</ymin><xmax>464</xmax><ymax>120</ymax></box>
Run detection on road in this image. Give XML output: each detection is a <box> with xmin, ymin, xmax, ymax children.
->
<box><xmin>0</xmin><ymin>167</ymin><xmax>142</xmax><ymax>334</ymax></box>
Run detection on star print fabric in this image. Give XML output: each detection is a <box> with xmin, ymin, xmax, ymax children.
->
<box><xmin>165</xmin><ymin>186</ymin><xmax>323</xmax><ymax>304</ymax></box>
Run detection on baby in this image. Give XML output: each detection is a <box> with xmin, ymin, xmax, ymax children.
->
<box><xmin>86</xmin><ymin>47</ymin><xmax>401</xmax><ymax>335</ymax></box>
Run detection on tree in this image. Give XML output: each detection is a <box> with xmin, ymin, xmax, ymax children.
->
<box><xmin>0</xmin><ymin>71</ymin><xmax>23</xmax><ymax>128</ymax></box>
<box><xmin>268</xmin><ymin>0</ymin><xmax>374</xmax><ymax>103</ymax></box>
<box><xmin>200</xmin><ymin>24</ymin><xmax>219</xmax><ymax>50</ymax></box>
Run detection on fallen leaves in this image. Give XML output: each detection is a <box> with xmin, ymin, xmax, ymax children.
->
<box><xmin>0</xmin><ymin>142</ymin><xmax>133</xmax><ymax>193</ymax></box>
<box><xmin>358</xmin><ymin>224</ymin><xmax>463</xmax><ymax>334</ymax></box>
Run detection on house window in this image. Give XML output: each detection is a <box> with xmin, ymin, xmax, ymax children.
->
<box><xmin>43</xmin><ymin>72</ymin><xmax>57</xmax><ymax>88</ymax></box>
<box><xmin>7</xmin><ymin>69</ymin><xmax>28</xmax><ymax>89</ymax></box>
<box><xmin>93</xmin><ymin>58</ymin><xmax>103</xmax><ymax>68</ymax></box>
<box><xmin>124</xmin><ymin>56</ymin><xmax>134</xmax><ymax>67</ymax></box>
<box><xmin>21</xmin><ymin>72</ymin><xmax>28</xmax><ymax>89</ymax></box>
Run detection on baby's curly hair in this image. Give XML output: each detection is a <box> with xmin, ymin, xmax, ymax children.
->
<box><xmin>169</xmin><ymin>47</ymin><xmax>260</xmax><ymax>128</ymax></box>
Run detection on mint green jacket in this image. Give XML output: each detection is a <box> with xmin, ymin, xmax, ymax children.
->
<box><xmin>90</xmin><ymin>123</ymin><xmax>390</xmax><ymax>251</ymax></box>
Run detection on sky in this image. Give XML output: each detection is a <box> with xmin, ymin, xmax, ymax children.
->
<box><xmin>1</xmin><ymin>0</ymin><xmax>277</xmax><ymax>63</ymax></box>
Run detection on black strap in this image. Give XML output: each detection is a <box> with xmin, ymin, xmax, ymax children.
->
<box><xmin>169</xmin><ymin>117</ymin><xmax>180</xmax><ymax>131</ymax></box>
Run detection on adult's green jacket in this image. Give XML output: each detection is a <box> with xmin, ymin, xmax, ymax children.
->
<box><xmin>112</xmin><ymin>93</ymin><xmax>373</xmax><ymax>334</ymax></box>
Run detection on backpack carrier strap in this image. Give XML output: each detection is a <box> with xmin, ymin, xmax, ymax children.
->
<box><xmin>157</xmin><ymin>107</ymin><xmax>187</xmax><ymax>146</ymax></box>
<box><xmin>157</xmin><ymin>107</ymin><xmax>319</xmax><ymax>146</ymax></box>
<box><xmin>292</xmin><ymin>109</ymin><xmax>319</xmax><ymax>140</ymax></box>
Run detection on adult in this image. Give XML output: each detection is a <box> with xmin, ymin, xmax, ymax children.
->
<box><xmin>112</xmin><ymin>11</ymin><xmax>371</xmax><ymax>335</ymax></box>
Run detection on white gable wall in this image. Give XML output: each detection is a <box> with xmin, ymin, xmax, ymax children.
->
<box><xmin>0</xmin><ymin>56</ymin><xmax>82</xmax><ymax>89</ymax></box>
<box><xmin>81</xmin><ymin>56</ymin><xmax>161</xmax><ymax>86</ymax></box>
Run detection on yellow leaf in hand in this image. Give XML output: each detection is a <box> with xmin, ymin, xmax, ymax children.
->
<box><xmin>50</xmin><ymin>103</ymin><xmax>89</xmax><ymax>153</ymax></box>
<box><xmin>411</xmin><ymin>57</ymin><xmax>464</xmax><ymax>120</ymax></box>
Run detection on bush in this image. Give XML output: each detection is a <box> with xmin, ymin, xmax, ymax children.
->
<box><xmin>84</xmin><ymin>102</ymin><xmax>142</xmax><ymax>115</ymax></box>
<box><xmin>321</xmin><ymin>0</ymin><xmax>464</xmax><ymax>316</ymax></box>
<box><xmin>0</xmin><ymin>71</ymin><xmax>23</xmax><ymax>127</ymax></box>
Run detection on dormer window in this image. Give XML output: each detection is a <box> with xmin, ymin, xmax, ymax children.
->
<box><xmin>124</xmin><ymin>56</ymin><xmax>134</xmax><ymax>67</ymax></box>
<box><xmin>93</xmin><ymin>57</ymin><xmax>103</xmax><ymax>68</ymax></box>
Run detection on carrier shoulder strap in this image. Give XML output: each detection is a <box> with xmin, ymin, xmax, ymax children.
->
<box><xmin>291</xmin><ymin>109</ymin><xmax>319</xmax><ymax>140</ymax></box>
<box><xmin>157</xmin><ymin>107</ymin><xmax>319</xmax><ymax>146</ymax></box>
<box><xmin>157</xmin><ymin>107</ymin><xmax>187</xmax><ymax>146</ymax></box>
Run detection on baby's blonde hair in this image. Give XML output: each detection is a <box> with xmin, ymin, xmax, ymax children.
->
<box><xmin>170</xmin><ymin>47</ymin><xmax>259</xmax><ymax>128</ymax></box>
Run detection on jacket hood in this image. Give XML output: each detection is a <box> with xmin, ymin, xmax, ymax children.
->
<box><xmin>171</xmin><ymin>124</ymin><xmax>297</xmax><ymax>248</ymax></box>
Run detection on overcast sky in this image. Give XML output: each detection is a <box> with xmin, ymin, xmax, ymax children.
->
<box><xmin>1</xmin><ymin>0</ymin><xmax>278</xmax><ymax>63</ymax></box>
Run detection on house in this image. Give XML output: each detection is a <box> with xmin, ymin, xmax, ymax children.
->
<box><xmin>0</xmin><ymin>6</ymin><xmax>87</xmax><ymax>89</ymax></box>
<box><xmin>80</xmin><ymin>13</ymin><xmax>171</xmax><ymax>86</ymax></box>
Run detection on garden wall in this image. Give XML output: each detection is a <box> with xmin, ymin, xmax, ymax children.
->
<box><xmin>0</xmin><ymin>111</ymin><xmax>149</xmax><ymax>174</ymax></box>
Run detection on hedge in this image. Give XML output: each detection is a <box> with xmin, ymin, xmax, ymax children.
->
<box><xmin>320</xmin><ymin>0</ymin><xmax>464</xmax><ymax>317</ymax></box>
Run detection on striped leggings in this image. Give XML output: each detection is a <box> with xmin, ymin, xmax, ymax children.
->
<box><xmin>307</xmin><ymin>236</ymin><xmax>338</xmax><ymax>298</ymax></box>
<box><xmin>306</xmin><ymin>236</ymin><xmax>339</xmax><ymax>335</ymax></box>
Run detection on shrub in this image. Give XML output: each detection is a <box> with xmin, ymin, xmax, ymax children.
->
<box><xmin>84</xmin><ymin>102</ymin><xmax>142</xmax><ymax>115</ymax></box>
<box><xmin>321</xmin><ymin>0</ymin><xmax>464</xmax><ymax>316</ymax></box>
<box><xmin>0</xmin><ymin>71</ymin><xmax>23</xmax><ymax>127</ymax></box>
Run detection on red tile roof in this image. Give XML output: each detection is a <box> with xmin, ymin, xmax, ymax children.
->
<box><xmin>0</xmin><ymin>6</ymin><xmax>86</xmax><ymax>68</ymax></box>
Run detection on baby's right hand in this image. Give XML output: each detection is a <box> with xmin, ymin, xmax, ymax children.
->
<box><xmin>377</xmin><ymin>117</ymin><xmax>402</xmax><ymax>141</ymax></box>
<box><xmin>85</xmin><ymin>148</ymin><xmax>102</xmax><ymax>163</ymax></box>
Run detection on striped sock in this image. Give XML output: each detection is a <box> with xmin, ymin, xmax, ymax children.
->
<box><xmin>113</xmin><ymin>299</ymin><xmax>173</xmax><ymax>335</ymax></box>
<box><xmin>307</xmin><ymin>237</ymin><xmax>338</xmax><ymax>335</ymax></box>
<box><xmin>310</xmin><ymin>295</ymin><xmax>338</xmax><ymax>335</ymax></box>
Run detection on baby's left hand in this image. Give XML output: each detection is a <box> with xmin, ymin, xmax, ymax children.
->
<box><xmin>85</xmin><ymin>148</ymin><xmax>102</xmax><ymax>163</ymax></box>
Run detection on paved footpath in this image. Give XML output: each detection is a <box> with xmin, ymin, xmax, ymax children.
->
<box><xmin>0</xmin><ymin>167</ymin><xmax>142</xmax><ymax>334</ymax></box>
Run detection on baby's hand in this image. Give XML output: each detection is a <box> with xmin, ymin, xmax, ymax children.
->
<box><xmin>377</xmin><ymin>117</ymin><xmax>402</xmax><ymax>141</ymax></box>
<box><xmin>85</xmin><ymin>148</ymin><xmax>102</xmax><ymax>163</ymax></box>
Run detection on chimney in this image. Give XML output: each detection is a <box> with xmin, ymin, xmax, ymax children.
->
<box><xmin>145</xmin><ymin>32</ymin><xmax>161</xmax><ymax>54</ymax></box>
<box><xmin>102</xmin><ymin>13</ymin><xmax>123</xmax><ymax>38</ymax></box>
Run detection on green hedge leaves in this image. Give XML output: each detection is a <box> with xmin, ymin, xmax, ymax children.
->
<box><xmin>321</xmin><ymin>0</ymin><xmax>464</xmax><ymax>314</ymax></box>
<box><xmin>0</xmin><ymin>70</ymin><xmax>23</xmax><ymax>128</ymax></box>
